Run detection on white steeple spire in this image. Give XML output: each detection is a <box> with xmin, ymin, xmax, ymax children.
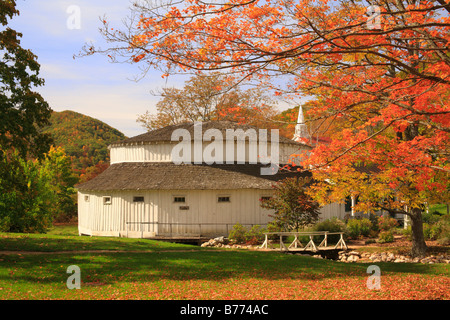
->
<box><xmin>293</xmin><ymin>106</ymin><xmax>309</xmax><ymax>143</ymax></box>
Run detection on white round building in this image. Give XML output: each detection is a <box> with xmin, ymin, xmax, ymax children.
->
<box><xmin>76</xmin><ymin>121</ymin><xmax>343</xmax><ymax>239</ymax></box>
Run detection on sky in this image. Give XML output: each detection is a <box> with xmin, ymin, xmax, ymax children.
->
<box><xmin>9</xmin><ymin>0</ymin><xmax>189</xmax><ymax>138</ymax></box>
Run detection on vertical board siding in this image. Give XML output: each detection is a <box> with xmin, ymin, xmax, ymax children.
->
<box><xmin>319</xmin><ymin>203</ymin><xmax>347</xmax><ymax>221</ymax></box>
<box><xmin>110</xmin><ymin>144</ymin><xmax>174</xmax><ymax>164</ymax></box>
<box><xmin>78</xmin><ymin>189</ymin><xmax>347</xmax><ymax>238</ymax></box>
<box><xmin>79</xmin><ymin>189</ymin><xmax>282</xmax><ymax>238</ymax></box>
<box><xmin>110</xmin><ymin>142</ymin><xmax>308</xmax><ymax>165</ymax></box>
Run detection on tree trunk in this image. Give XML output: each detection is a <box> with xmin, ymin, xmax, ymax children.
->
<box><xmin>408</xmin><ymin>208</ymin><xmax>428</xmax><ymax>258</ymax></box>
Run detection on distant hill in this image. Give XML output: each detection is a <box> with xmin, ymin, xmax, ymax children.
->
<box><xmin>43</xmin><ymin>110</ymin><xmax>127</xmax><ymax>175</ymax></box>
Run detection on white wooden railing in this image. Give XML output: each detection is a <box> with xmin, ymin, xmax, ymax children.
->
<box><xmin>125</xmin><ymin>221</ymin><xmax>267</xmax><ymax>238</ymax></box>
<box><xmin>259</xmin><ymin>231</ymin><xmax>347</xmax><ymax>252</ymax></box>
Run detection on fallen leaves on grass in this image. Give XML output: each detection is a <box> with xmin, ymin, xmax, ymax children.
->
<box><xmin>52</xmin><ymin>272</ymin><xmax>449</xmax><ymax>300</ymax></box>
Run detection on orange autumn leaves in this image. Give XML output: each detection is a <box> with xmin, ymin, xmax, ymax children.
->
<box><xmin>91</xmin><ymin>274</ymin><xmax>450</xmax><ymax>300</ymax></box>
<box><xmin>129</xmin><ymin>0</ymin><xmax>291</xmax><ymax>70</ymax></box>
<box><xmin>110</xmin><ymin>0</ymin><xmax>450</xmax><ymax>211</ymax></box>
<box><xmin>8</xmin><ymin>271</ymin><xmax>448</xmax><ymax>300</ymax></box>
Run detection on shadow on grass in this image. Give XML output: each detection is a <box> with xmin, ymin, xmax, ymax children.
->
<box><xmin>0</xmin><ymin>249</ymin><xmax>447</xmax><ymax>289</ymax></box>
<box><xmin>0</xmin><ymin>232</ymin><xmax>197</xmax><ymax>252</ymax></box>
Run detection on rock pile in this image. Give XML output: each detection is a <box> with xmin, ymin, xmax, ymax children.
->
<box><xmin>201</xmin><ymin>236</ymin><xmax>227</xmax><ymax>247</ymax></box>
<box><xmin>200</xmin><ymin>236</ymin><xmax>255</xmax><ymax>249</ymax></box>
<box><xmin>338</xmin><ymin>250</ymin><xmax>450</xmax><ymax>264</ymax></box>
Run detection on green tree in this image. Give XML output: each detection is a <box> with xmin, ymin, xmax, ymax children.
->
<box><xmin>0</xmin><ymin>1</ymin><xmax>54</xmax><ymax>232</ymax></box>
<box><xmin>42</xmin><ymin>146</ymin><xmax>78</xmax><ymax>222</ymax></box>
<box><xmin>0</xmin><ymin>150</ymin><xmax>55</xmax><ymax>233</ymax></box>
<box><xmin>0</xmin><ymin>1</ymin><xmax>52</xmax><ymax>159</ymax></box>
<box><xmin>261</xmin><ymin>177</ymin><xmax>321</xmax><ymax>231</ymax></box>
<box><xmin>0</xmin><ymin>147</ymin><xmax>77</xmax><ymax>232</ymax></box>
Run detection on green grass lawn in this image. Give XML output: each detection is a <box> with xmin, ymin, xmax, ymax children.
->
<box><xmin>46</xmin><ymin>224</ymin><xmax>79</xmax><ymax>236</ymax></box>
<box><xmin>430</xmin><ymin>204</ymin><xmax>449</xmax><ymax>215</ymax></box>
<box><xmin>0</xmin><ymin>227</ymin><xmax>200</xmax><ymax>253</ymax></box>
<box><xmin>0</xmin><ymin>226</ymin><xmax>448</xmax><ymax>300</ymax></box>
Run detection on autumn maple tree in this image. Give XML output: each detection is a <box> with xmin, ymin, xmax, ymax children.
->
<box><xmin>86</xmin><ymin>0</ymin><xmax>450</xmax><ymax>257</ymax></box>
<box><xmin>137</xmin><ymin>72</ymin><xmax>279</xmax><ymax>130</ymax></box>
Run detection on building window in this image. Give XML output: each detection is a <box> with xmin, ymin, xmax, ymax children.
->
<box><xmin>173</xmin><ymin>196</ymin><xmax>186</xmax><ymax>203</ymax></box>
<box><xmin>344</xmin><ymin>196</ymin><xmax>359</xmax><ymax>212</ymax></box>
<box><xmin>260</xmin><ymin>196</ymin><xmax>271</xmax><ymax>202</ymax></box>
<box><xmin>84</xmin><ymin>195</ymin><xmax>90</xmax><ymax>202</ymax></box>
<box><xmin>218</xmin><ymin>196</ymin><xmax>231</xmax><ymax>203</ymax></box>
<box><xmin>103</xmin><ymin>196</ymin><xmax>112</xmax><ymax>205</ymax></box>
<box><xmin>344</xmin><ymin>197</ymin><xmax>352</xmax><ymax>212</ymax></box>
<box><xmin>133</xmin><ymin>196</ymin><xmax>145</xmax><ymax>203</ymax></box>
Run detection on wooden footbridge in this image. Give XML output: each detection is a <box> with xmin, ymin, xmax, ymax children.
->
<box><xmin>259</xmin><ymin>231</ymin><xmax>347</xmax><ymax>252</ymax></box>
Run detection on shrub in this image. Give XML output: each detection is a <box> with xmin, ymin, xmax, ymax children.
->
<box><xmin>228</xmin><ymin>223</ymin><xmax>247</xmax><ymax>243</ymax></box>
<box><xmin>359</xmin><ymin>218</ymin><xmax>372</xmax><ymax>237</ymax></box>
<box><xmin>402</xmin><ymin>226</ymin><xmax>412</xmax><ymax>240</ymax></box>
<box><xmin>422</xmin><ymin>212</ymin><xmax>441</xmax><ymax>225</ymax></box>
<box><xmin>245</xmin><ymin>225</ymin><xmax>267</xmax><ymax>244</ymax></box>
<box><xmin>296</xmin><ymin>226</ymin><xmax>314</xmax><ymax>244</ymax></box>
<box><xmin>430</xmin><ymin>223</ymin><xmax>443</xmax><ymax>240</ymax></box>
<box><xmin>266</xmin><ymin>221</ymin><xmax>283</xmax><ymax>241</ymax></box>
<box><xmin>368</xmin><ymin>229</ymin><xmax>379</xmax><ymax>238</ymax></box>
<box><xmin>423</xmin><ymin>222</ymin><xmax>443</xmax><ymax>241</ymax></box>
<box><xmin>378</xmin><ymin>216</ymin><xmax>398</xmax><ymax>231</ymax></box>
<box><xmin>378</xmin><ymin>230</ymin><xmax>394</xmax><ymax>243</ymax></box>
<box><xmin>368</xmin><ymin>213</ymin><xmax>380</xmax><ymax>232</ymax></box>
<box><xmin>436</xmin><ymin>215</ymin><xmax>450</xmax><ymax>245</ymax></box>
<box><xmin>437</xmin><ymin>223</ymin><xmax>450</xmax><ymax>245</ymax></box>
<box><xmin>347</xmin><ymin>219</ymin><xmax>361</xmax><ymax>239</ymax></box>
<box><xmin>312</xmin><ymin>217</ymin><xmax>347</xmax><ymax>244</ymax></box>
<box><xmin>346</xmin><ymin>218</ymin><xmax>372</xmax><ymax>239</ymax></box>
<box><xmin>422</xmin><ymin>223</ymin><xmax>432</xmax><ymax>240</ymax></box>
<box><xmin>228</xmin><ymin>223</ymin><xmax>268</xmax><ymax>245</ymax></box>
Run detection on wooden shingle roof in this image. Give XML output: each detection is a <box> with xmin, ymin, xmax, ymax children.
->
<box><xmin>76</xmin><ymin>162</ymin><xmax>310</xmax><ymax>191</ymax></box>
<box><xmin>111</xmin><ymin>121</ymin><xmax>306</xmax><ymax>147</ymax></box>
